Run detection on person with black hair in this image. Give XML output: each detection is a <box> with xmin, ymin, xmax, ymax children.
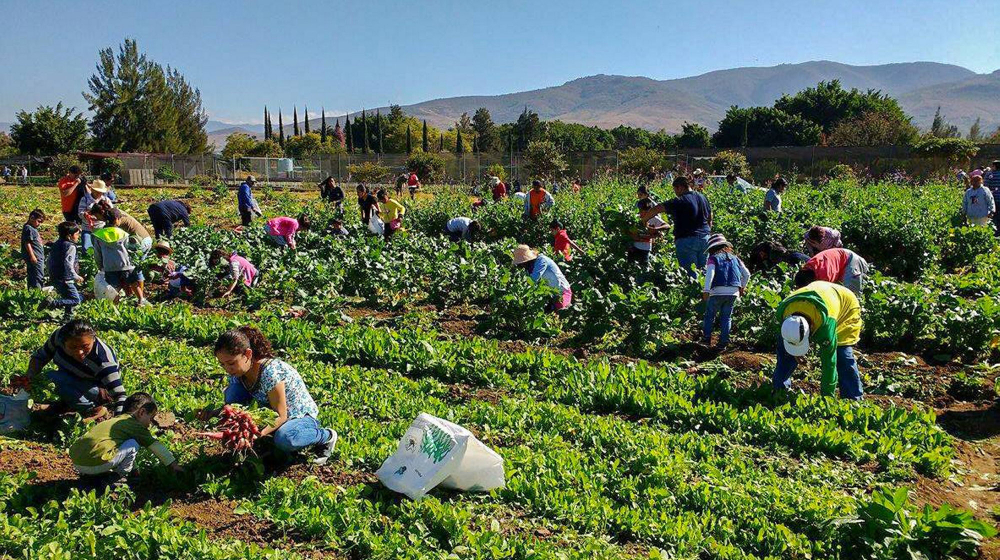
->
<box><xmin>629</xmin><ymin>198</ymin><xmax>669</xmax><ymax>264</ymax></box>
<box><xmin>46</xmin><ymin>221</ymin><xmax>85</xmax><ymax>317</ymax></box>
<box><xmin>764</xmin><ymin>177</ymin><xmax>787</xmax><ymax>212</ymax></box>
<box><xmin>523</xmin><ymin>180</ymin><xmax>554</xmax><ymax>219</ymax></box>
<box><xmin>264</xmin><ymin>214</ymin><xmax>310</xmax><ymax>250</ymax></box>
<box><xmin>641</xmin><ymin>176</ymin><xmax>712</xmax><ymax>278</ymax></box>
<box><xmin>200</xmin><ymin>327</ymin><xmax>337</xmax><ymax>463</ymax></box>
<box><xmin>21</xmin><ymin>209</ymin><xmax>45</xmax><ymax>289</ymax></box>
<box><xmin>57</xmin><ymin>165</ymin><xmax>86</xmax><ymax>223</ymax></box>
<box><xmin>747</xmin><ymin>241</ymin><xmax>810</xmax><ymax>272</ymax></box>
<box><xmin>147</xmin><ymin>199</ymin><xmax>191</xmax><ymax>239</ymax></box>
<box><xmin>320</xmin><ymin>176</ymin><xmax>346</xmax><ymax>214</ymax></box>
<box><xmin>238</xmin><ymin>175</ymin><xmax>263</xmax><ymax>227</ymax></box>
<box><xmin>444</xmin><ymin>216</ymin><xmax>482</xmax><ymax>242</ymax></box>
<box><xmin>93</xmin><ymin>208</ymin><xmax>148</xmax><ymax>305</ymax></box>
<box><xmin>70</xmin><ymin>392</ymin><xmax>183</xmax><ymax>484</ymax></box>
<box><xmin>804</xmin><ymin>226</ymin><xmax>843</xmax><ymax>256</ymax></box>
<box><xmin>376</xmin><ymin>189</ymin><xmax>406</xmax><ymax>240</ymax></box>
<box><xmin>549</xmin><ymin>220</ymin><xmax>582</xmax><ymax>261</ymax></box>
<box><xmin>209</xmin><ymin>248</ymin><xmax>259</xmax><ymax>298</ymax></box>
<box><xmin>20</xmin><ymin>320</ymin><xmax>126</xmax><ymax>417</ymax></box>
<box><xmin>795</xmin><ymin>248</ymin><xmax>870</xmax><ymax>296</ymax></box>
<box><xmin>356</xmin><ymin>184</ymin><xmax>379</xmax><ymax>226</ymax></box>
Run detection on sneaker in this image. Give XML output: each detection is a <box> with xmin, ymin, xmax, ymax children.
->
<box><xmin>41</xmin><ymin>286</ymin><xmax>55</xmax><ymax>294</ymax></box>
<box><xmin>312</xmin><ymin>430</ymin><xmax>338</xmax><ymax>465</ymax></box>
<box><xmin>138</xmin><ymin>298</ymin><xmax>151</xmax><ymax>307</ymax></box>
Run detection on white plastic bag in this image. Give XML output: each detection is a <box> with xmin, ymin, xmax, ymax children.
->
<box><xmin>368</xmin><ymin>213</ymin><xmax>385</xmax><ymax>236</ymax></box>
<box><xmin>376</xmin><ymin>413</ymin><xmax>505</xmax><ymax>500</ymax></box>
<box><xmin>94</xmin><ymin>271</ymin><xmax>119</xmax><ymax>301</ymax></box>
<box><xmin>0</xmin><ymin>390</ymin><xmax>30</xmax><ymax>433</ymax></box>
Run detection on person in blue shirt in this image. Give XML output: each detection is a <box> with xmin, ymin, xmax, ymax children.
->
<box><xmin>511</xmin><ymin>244</ymin><xmax>572</xmax><ymax>312</ymax></box>
<box><xmin>147</xmin><ymin>199</ymin><xmax>191</xmax><ymax>239</ymax></box>
<box><xmin>238</xmin><ymin>175</ymin><xmax>263</xmax><ymax>227</ymax></box>
<box><xmin>641</xmin><ymin>175</ymin><xmax>712</xmax><ymax>278</ymax></box>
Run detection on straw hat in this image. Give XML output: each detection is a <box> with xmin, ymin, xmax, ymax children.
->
<box><xmin>153</xmin><ymin>240</ymin><xmax>172</xmax><ymax>254</ymax></box>
<box><xmin>511</xmin><ymin>244</ymin><xmax>538</xmax><ymax>265</ymax></box>
<box><xmin>90</xmin><ymin>179</ymin><xmax>108</xmax><ymax>194</ymax></box>
<box><xmin>705</xmin><ymin>233</ymin><xmax>732</xmax><ymax>253</ymax></box>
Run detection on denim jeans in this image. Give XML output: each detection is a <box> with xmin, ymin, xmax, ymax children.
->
<box><xmin>703</xmin><ymin>294</ymin><xmax>737</xmax><ymax>347</ymax></box>
<box><xmin>53</xmin><ymin>281</ymin><xmax>82</xmax><ymax>314</ymax></box>
<box><xmin>75</xmin><ymin>439</ymin><xmax>139</xmax><ymax>476</ymax></box>
<box><xmin>47</xmin><ymin>369</ymin><xmax>103</xmax><ymax>411</ymax></box>
<box><xmin>772</xmin><ymin>342</ymin><xmax>864</xmax><ymax>400</ymax></box>
<box><xmin>82</xmin><ymin>231</ymin><xmax>95</xmax><ymax>253</ymax></box>
<box><xmin>675</xmin><ymin>235</ymin><xmax>709</xmax><ymax>278</ymax></box>
<box><xmin>224</xmin><ymin>378</ymin><xmax>332</xmax><ymax>452</ymax></box>
<box><xmin>264</xmin><ymin>224</ymin><xmax>288</xmax><ymax>247</ymax></box>
<box><xmin>25</xmin><ymin>260</ymin><xmax>44</xmax><ymax>289</ymax></box>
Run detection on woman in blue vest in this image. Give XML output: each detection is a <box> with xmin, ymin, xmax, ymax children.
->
<box><xmin>702</xmin><ymin>234</ymin><xmax>751</xmax><ymax>350</ymax></box>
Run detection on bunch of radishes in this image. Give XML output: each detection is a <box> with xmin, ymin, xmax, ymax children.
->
<box><xmin>195</xmin><ymin>405</ymin><xmax>260</xmax><ymax>456</ymax></box>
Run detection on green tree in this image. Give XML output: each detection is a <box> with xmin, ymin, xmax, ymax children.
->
<box><xmin>221</xmin><ymin>133</ymin><xmax>258</xmax><ymax>161</ymax></box>
<box><xmin>774</xmin><ymin>80</ymin><xmax>910</xmax><ymax>136</ymax></box>
<box><xmin>422</xmin><ymin>120</ymin><xmax>429</xmax><ymax>152</ymax></box>
<box><xmin>710</xmin><ymin>150</ymin><xmax>751</xmax><ymax>177</ymax></box>
<box><xmin>9</xmin><ymin>103</ymin><xmax>89</xmax><ymax>155</ymax></box>
<box><xmin>472</xmin><ymin>108</ymin><xmax>497</xmax><ymax>152</ymax></box>
<box><xmin>828</xmin><ymin>109</ymin><xmax>919</xmax><ymax>146</ymax></box>
<box><xmin>264</xmin><ymin>107</ymin><xmax>270</xmax><ymax>141</ymax></box>
<box><xmin>912</xmin><ymin>136</ymin><xmax>979</xmax><ymax>163</ymax></box>
<box><xmin>375</xmin><ymin>108</ymin><xmax>384</xmax><ymax>154</ymax></box>
<box><xmin>406</xmin><ymin>124</ymin><xmax>412</xmax><ymax>154</ymax></box>
<box><xmin>968</xmin><ymin>118</ymin><xmax>982</xmax><ymax>142</ymax></box>
<box><xmin>278</xmin><ymin>110</ymin><xmax>285</xmax><ymax>146</ymax></box>
<box><xmin>0</xmin><ymin>132</ymin><xmax>16</xmax><ymax>157</ymax></box>
<box><xmin>293</xmin><ymin>106</ymin><xmax>300</xmax><ymax>136</ymax></box>
<box><xmin>388</xmin><ymin>105</ymin><xmax>406</xmax><ymax>124</ymax></box>
<box><xmin>320</xmin><ymin>108</ymin><xmax>327</xmax><ymax>144</ymax></box>
<box><xmin>455</xmin><ymin>129</ymin><xmax>464</xmax><ymax>153</ymax></box>
<box><xmin>361</xmin><ymin>111</ymin><xmax>370</xmax><ymax>154</ymax></box>
<box><xmin>344</xmin><ymin>115</ymin><xmax>353</xmax><ymax>152</ymax></box>
<box><xmin>406</xmin><ymin>151</ymin><xmax>446</xmax><ymax>182</ymax></box>
<box><xmin>677</xmin><ymin>122</ymin><xmax>711</xmax><ymax>148</ymax></box>
<box><xmin>930</xmin><ymin>106</ymin><xmax>960</xmax><ymax>138</ymax></box>
<box><xmin>284</xmin><ymin>132</ymin><xmax>325</xmax><ymax>157</ymax></box>
<box><xmin>524</xmin><ymin>140</ymin><xmax>567</xmax><ymax>180</ymax></box>
<box><xmin>249</xmin><ymin>139</ymin><xmax>284</xmax><ymax>158</ymax></box>
<box><xmin>304</xmin><ymin>106</ymin><xmax>310</xmax><ymax>134</ymax></box>
<box><xmin>513</xmin><ymin>107</ymin><xmax>544</xmax><ymax>150</ymax></box>
<box><xmin>712</xmin><ymin>107</ymin><xmax>821</xmax><ymax>147</ymax></box>
<box><xmin>618</xmin><ymin>147</ymin><xmax>669</xmax><ymax>179</ymax></box>
<box><xmin>85</xmin><ymin>39</ymin><xmax>207</xmax><ymax>153</ymax></box>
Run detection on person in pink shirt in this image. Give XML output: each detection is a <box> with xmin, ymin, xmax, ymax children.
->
<box><xmin>794</xmin><ymin>248</ymin><xmax>870</xmax><ymax>296</ymax></box>
<box><xmin>549</xmin><ymin>220</ymin><xmax>582</xmax><ymax>261</ymax></box>
<box><xmin>264</xmin><ymin>214</ymin><xmax>311</xmax><ymax>250</ymax></box>
<box><xmin>210</xmin><ymin>249</ymin><xmax>260</xmax><ymax>298</ymax></box>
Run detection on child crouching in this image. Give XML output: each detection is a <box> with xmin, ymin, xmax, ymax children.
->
<box><xmin>149</xmin><ymin>241</ymin><xmax>194</xmax><ymax>299</ymax></box>
<box><xmin>70</xmin><ymin>392</ymin><xmax>183</xmax><ymax>486</ymax></box>
<box><xmin>702</xmin><ymin>234</ymin><xmax>750</xmax><ymax>350</ymax></box>
<box><xmin>46</xmin><ymin>221</ymin><xmax>85</xmax><ymax>318</ymax></box>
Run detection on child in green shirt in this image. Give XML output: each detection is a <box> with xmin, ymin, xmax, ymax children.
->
<box><xmin>70</xmin><ymin>392</ymin><xmax>183</xmax><ymax>483</ymax></box>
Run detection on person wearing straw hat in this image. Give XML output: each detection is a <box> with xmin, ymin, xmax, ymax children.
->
<box><xmin>511</xmin><ymin>244</ymin><xmax>572</xmax><ymax>312</ymax></box>
<box><xmin>77</xmin><ymin>179</ymin><xmax>112</xmax><ymax>254</ymax></box>
<box><xmin>238</xmin><ymin>175</ymin><xmax>263</xmax><ymax>227</ymax></box>
<box><xmin>491</xmin><ymin>176</ymin><xmax>507</xmax><ymax>202</ymax></box>
<box><xmin>702</xmin><ymin>234</ymin><xmax>750</xmax><ymax>350</ymax></box>
<box><xmin>774</xmin><ymin>280</ymin><xmax>864</xmax><ymax>399</ymax></box>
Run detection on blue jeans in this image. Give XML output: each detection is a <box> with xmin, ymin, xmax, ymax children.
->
<box><xmin>47</xmin><ymin>369</ymin><xmax>102</xmax><ymax>411</ymax></box>
<box><xmin>224</xmin><ymin>378</ymin><xmax>332</xmax><ymax>453</ymax></box>
<box><xmin>675</xmin><ymin>235</ymin><xmax>709</xmax><ymax>278</ymax></box>
<box><xmin>26</xmin><ymin>260</ymin><xmax>44</xmax><ymax>289</ymax></box>
<box><xmin>264</xmin><ymin>224</ymin><xmax>287</xmax><ymax>247</ymax></box>
<box><xmin>773</xmin><ymin>342</ymin><xmax>864</xmax><ymax>400</ymax></box>
<box><xmin>703</xmin><ymin>294</ymin><xmax>737</xmax><ymax>347</ymax></box>
<box><xmin>53</xmin><ymin>281</ymin><xmax>82</xmax><ymax>314</ymax></box>
<box><xmin>82</xmin><ymin>231</ymin><xmax>95</xmax><ymax>253</ymax></box>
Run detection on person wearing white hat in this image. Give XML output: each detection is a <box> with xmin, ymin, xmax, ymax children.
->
<box><xmin>702</xmin><ymin>233</ymin><xmax>750</xmax><ymax>350</ymax></box>
<box><xmin>774</xmin><ymin>280</ymin><xmax>864</xmax><ymax>399</ymax></box>
<box><xmin>511</xmin><ymin>244</ymin><xmax>572</xmax><ymax>311</ymax></box>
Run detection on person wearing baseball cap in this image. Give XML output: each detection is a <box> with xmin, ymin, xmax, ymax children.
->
<box><xmin>238</xmin><ymin>175</ymin><xmax>263</xmax><ymax>227</ymax></box>
<box><xmin>774</xmin><ymin>280</ymin><xmax>864</xmax><ymax>399</ymax></box>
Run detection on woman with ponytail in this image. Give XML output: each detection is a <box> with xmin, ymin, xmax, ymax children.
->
<box><xmin>199</xmin><ymin>326</ymin><xmax>337</xmax><ymax>463</ymax></box>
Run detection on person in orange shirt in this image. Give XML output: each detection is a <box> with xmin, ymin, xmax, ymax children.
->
<box><xmin>58</xmin><ymin>165</ymin><xmax>85</xmax><ymax>223</ymax></box>
<box><xmin>523</xmin><ymin>180</ymin><xmax>554</xmax><ymax>220</ymax></box>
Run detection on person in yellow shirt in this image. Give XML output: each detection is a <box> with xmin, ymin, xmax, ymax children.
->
<box><xmin>774</xmin><ymin>280</ymin><xmax>864</xmax><ymax>399</ymax></box>
<box><xmin>377</xmin><ymin>189</ymin><xmax>406</xmax><ymax>240</ymax></box>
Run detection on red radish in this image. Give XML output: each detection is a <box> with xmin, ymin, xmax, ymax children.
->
<box><xmin>194</xmin><ymin>405</ymin><xmax>261</xmax><ymax>458</ymax></box>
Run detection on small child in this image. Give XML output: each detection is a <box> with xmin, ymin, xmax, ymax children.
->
<box><xmin>702</xmin><ymin>234</ymin><xmax>751</xmax><ymax>350</ymax></box>
<box><xmin>265</xmin><ymin>214</ymin><xmax>310</xmax><ymax>250</ymax></box>
<box><xmin>70</xmin><ymin>392</ymin><xmax>183</xmax><ymax>486</ymax></box>
<box><xmin>149</xmin><ymin>241</ymin><xmax>194</xmax><ymax>299</ymax></box>
<box><xmin>21</xmin><ymin>209</ymin><xmax>46</xmax><ymax>289</ymax></box>
<box><xmin>328</xmin><ymin>218</ymin><xmax>349</xmax><ymax>236</ymax></box>
<box><xmin>209</xmin><ymin>248</ymin><xmax>259</xmax><ymax>298</ymax></box>
<box><xmin>628</xmin><ymin>199</ymin><xmax>668</xmax><ymax>264</ymax></box>
<box><xmin>47</xmin><ymin>221</ymin><xmax>85</xmax><ymax>318</ymax></box>
<box><xmin>549</xmin><ymin>220</ymin><xmax>582</xmax><ymax>261</ymax></box>
<box><xmin>93</xmin><ymin>208</ymin><xmax>148</xmax><ymax>305</ymax></box>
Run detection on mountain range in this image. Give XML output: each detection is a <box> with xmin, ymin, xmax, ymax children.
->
<box><xmin>291</xmin><ymin>60</ymin><xmax>999</xmax><ymax>138</ymax></box>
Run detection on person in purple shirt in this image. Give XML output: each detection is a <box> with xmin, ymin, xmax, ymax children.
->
<box><xmin>641</xmin><ymin>175</ymin><xmax>712</xmax><ymax>278</ymax></box>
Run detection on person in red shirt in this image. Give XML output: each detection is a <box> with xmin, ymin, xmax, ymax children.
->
<box><xmin>491</xmin><ymin>176</ymin><xmax>507</xmax><ymax>202</ymax></box>
<box><xmin>58</xmin><ymin>165</ymin><xmax>85</xmax><ymax>223</ymax></box>
<box><xmin>407</xmin><ymin>173</ymin><xmax>421</xmax><ymax>200</ymax></box>
<box><xmin>794</xmin><ymin>248</ymin><xmax>870</xmax><ymax>296</ymax></box>
<box><xmin>549</xmin><ymin>220</ymin><xmax>582</xmax><ymax>261</ymax></box>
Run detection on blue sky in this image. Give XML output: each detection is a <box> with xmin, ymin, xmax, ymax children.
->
<box><xmin>1</xmin><ymin>0</ymin><xmax>998</xmax><ymax>124</ymax></box>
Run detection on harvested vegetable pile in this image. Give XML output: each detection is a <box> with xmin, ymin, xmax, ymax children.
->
<box><xmin>195</xmin><ymin>405</ymin><xmax>260</xmax><ymax>456</ymax></box>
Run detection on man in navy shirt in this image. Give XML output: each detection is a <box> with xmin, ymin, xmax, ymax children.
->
<box><xmin>238</xmin><ymin>175</ymin><xmax>263</xmax><ymax>226</ymax></box>
<box><xmin>147</xmin><ymin>199</ymin><xmax>191</xmax><ymax>239</ymax></box>
<box><xmin>641</xmin><ymin>176</ymin><xmax>712</xmax><ymax>278</ymax></box>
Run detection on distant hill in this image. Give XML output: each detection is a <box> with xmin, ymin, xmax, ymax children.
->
<box><xmin>289</xmin><ymin>61</ymin><xmax>993</xmax><ymax>135</ymax></box>
<box><xmin>207</xmin><ymin>126</ymin><xmax>262</xmax><ymax>151</ymax></box>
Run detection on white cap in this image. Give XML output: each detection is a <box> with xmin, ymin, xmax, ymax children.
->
<box><xmin>781</xmin><ymin>316</ymin><xmax>811</xmax><ymax>357</ymax></box>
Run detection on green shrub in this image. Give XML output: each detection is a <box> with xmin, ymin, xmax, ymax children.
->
<box><xmin>347</xmin><ymin>161</ymin><xmax>390</xmax><ymax>184</ymax></box>
<box><xmin>828</xmin><ymin>163</ymin><xmax>857</xmax><ymax>183</ymax></box>
<box><xmin>406</xmin><ymin>150</ymin><xmax>446</xmax><ymax>182</ymax></box>
<box><xmin>191</xmin><ymin>174</ymin><xmax>215</xmax><ymax>186</ymax></box>
<box><xmin>102</xmin><ymin>157</ymin><xmax>124</xmax><ymax>177</ymax></box>
<box><xmin>154</xmin><ymin>164</ymin><xmax>182</xmax><ymax>183</ymax></box>
<box><xmin>49</xmin><ymin>154</ymin><xmax>83</xmax><ymax>178</ymax></box>
<box><xmin>941</xmin><ymin>226</ymin><xmax>999</xmax><ymax>271</ymax></box>
<box><xmin>486</xmin><ymin>162</ymin><xmax>507</xmax><ymax>182</ymax></box>
<box><xmin>711</xmin><ymin>150</ymin><xmax>751</xmax><ymax>177</ymax></box>
<box><xmin>752</xmin><ymin>160</ymin><xmax>783</xmax><ymax>184</ymax></box>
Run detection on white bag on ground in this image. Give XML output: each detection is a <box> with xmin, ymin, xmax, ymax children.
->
<box><xmin>376</xmin><ymin>413</ymin><xmax>505</xmax><ymax>500</ymax></box>
<box><xmin>94</xmin><ymin>271</ymin><xmax>119</xmax><ymax>301</ymax></box>
<box><xmin>0</xmin><ymin>390</ymin><xmax>30</xmax><ymax>433</ymax></box>
<box><xmin>368</xmin><ymin>213</ymin><xmax>384</xmax><ymax>236</ymax></box>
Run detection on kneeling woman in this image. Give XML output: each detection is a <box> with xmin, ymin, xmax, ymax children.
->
<box><xmin>201</xmin><ymin>327</ymin><xmax>337</xmax><ymax>463</ymax></box>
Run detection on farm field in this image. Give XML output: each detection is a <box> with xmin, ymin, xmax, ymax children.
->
<box><xmin>1</xmin><ymin>178</ymin><xmax>1000</xmax><ymax>559</ymax></box>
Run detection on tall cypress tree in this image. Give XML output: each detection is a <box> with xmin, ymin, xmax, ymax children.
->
<box><xmin>375</xmin><ymin>108</ymin><xmax>383</xmax><ymax>154</ymax></box>
<box><xmin>455</xmin><ymin>129</ymin><xmax>464</xmax><ymax>153</ymax></box>
<box><xmin>439</xmin><ymin>132</ymin><xmax>444</xmax><ymax>152</ymax></box>
<box><xmin>406</xmin><ymin>124</ymin><xmax>412</xmax><ymax>154</ymax></box>
<box><xmin>320</xmin><ymin>108</ymin><xmax>327</xmax><ymax>144</ymax></box>
<box><xmin>293</xmin><ymin>107</ymin><xmax>300</xmax><ymax>136</ymax></box>
<box><xmin>422</xmin><ymin>120</ymin><xmax>429</xmax><ymax>152</ymax></box>
<box><xmin>263</xmin><ymin>107</ymin><xmax>269</xmax><ymax>140</ymax></box>
<box><xmin>344</xmin><ymin>114</ymin><xmax>353</xmax><ymax>153</ymax></box>
<box><xmin>361</xmin><ymin>110</ymin><xmax>370</xmax><ymax>154</ymax></box>
<box><xmin>278</xmin><ymin>110</ymin><xmax>285</xmax><ymax>147</ymax></box>
<box><xmin>304</xmin><ymin>105</ymin><xmax>310</xmax><ymax>134</ymax></box>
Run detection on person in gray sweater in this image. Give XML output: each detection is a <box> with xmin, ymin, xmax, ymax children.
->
<box><xmin>93</xmin><ymin>209</ymin><xmax>148</xmax><ymax>305</ymax></box>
